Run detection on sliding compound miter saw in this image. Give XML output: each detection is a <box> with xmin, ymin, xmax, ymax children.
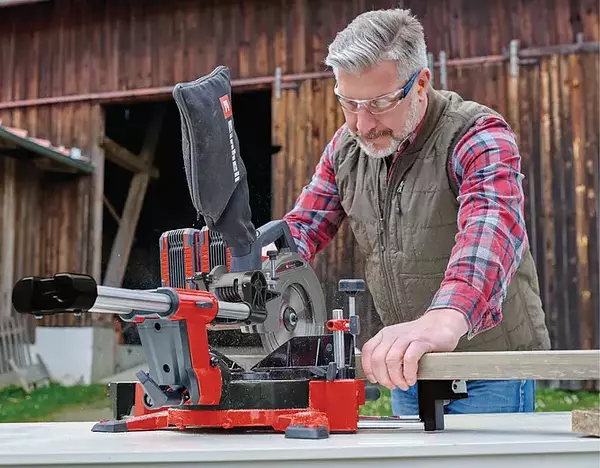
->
<box><xmin>11</xmin><ymin>66</ymin><xmax>468</xmax><ymax>438</ymax></box>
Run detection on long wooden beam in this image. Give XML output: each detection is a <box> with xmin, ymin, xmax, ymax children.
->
<box><xmin>354</xmin><ymin>350</ymin><xmax>600</xmax><ymax>380</ymax></box>
<box><xmin>101</xmin><ymin>137</ymin><xmax>159</xmax><ymax>178</ymax></box>
<box><xmin>103</xmin><ymin>106</ymin><xmax>166</xmax><ymax>287</ymax></box>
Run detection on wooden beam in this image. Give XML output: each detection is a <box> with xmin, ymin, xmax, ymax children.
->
<box><xmin>103</xmin><ymin>194</ymin><xmax>121</xmax><ymax>224</ymax></box>
<box><xmin>89</xmin><ymin>105</ymin><xmax>106</xmax><ymax>283</ymax></box>
<box><xmin>0</xmin><ymin>157</ymin><xmax>16</xmax><ymax>320</ymax></box>
<box><xmin>101</xmin><ymin>136</ymin><xmax>159</xmax><ymax>178</ymax></box>
<box><xmin>572</xmin><ymin>408</ymin><xmax>600</xmax><ymax>437</ymax></box>
<box><xmin>102</xmin><ymin>106</ymin><xmax>166</xmax><ymax>287</ymax></box>
<box><xmin>354</xmin><ymin>350</ymin><xmax>600</xmax><ymax>380</ymax></box>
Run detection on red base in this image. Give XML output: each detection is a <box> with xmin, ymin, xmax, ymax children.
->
<box><xmin>97</xmin><ymin>379</ymin><xmax>365</xmax><ymax>436</ymax></box>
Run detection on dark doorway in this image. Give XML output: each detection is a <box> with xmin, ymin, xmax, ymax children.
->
<box><xmin>102</xmin><ymin>89</ymin><xmax>273</xmax><ymax>345</ymax></box>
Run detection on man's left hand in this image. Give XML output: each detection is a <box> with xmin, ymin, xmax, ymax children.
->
<box><xmin>360</xmin><ymin>309</ymin><xmax>469</xmax><ymax>391</ymax></box>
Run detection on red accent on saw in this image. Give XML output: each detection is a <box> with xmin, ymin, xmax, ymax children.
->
<box><xmin>160</xmin><ymin>235</ymin><xmax>169</xmax><ymax>286</ymax></box>
<box><xmin>130</xmin><ymin>287</ymin><xmax>222</xmax><ymax>406</ymax></box>
<box><xmin>326</xmin><ymin>318</ymin><xmax>350</xmax><ymax>332</ymax></box>
<box><xmin>201</xmin><ymin>229</ymin><xmax>210</xmax><ymax>273</ymax></box>
<box><xmin>121</xmin><ymin>378</ymin><xmax>365</xmax><ymax>434</ymax></box>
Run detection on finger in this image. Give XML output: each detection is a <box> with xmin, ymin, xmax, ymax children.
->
<box><xmin>402</xmin><ymin>340</ymin><xmax>432</xmax><ymax>387</ymax></box>
<box><xmin>370</xmin><ymin>336</ymin><xmax>398</xmax><ymax>389</ymax></box>
<box><xmin>385</xmin><ymin>339</ymin><xmax>410</xmax><ymax>390</ymax></box>
<box><xmin>360</xmin><ymin>332</ymin><xmax>382</xmax><ymax>383</ymax></box>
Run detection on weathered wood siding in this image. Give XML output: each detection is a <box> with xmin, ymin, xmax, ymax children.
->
<box><xmin>0</xmin><ymin>0</ymin><xmax>597</xmax><ymax>342</ymax></box>
<box><xmin>0</xmin><ymin>148</ymin><xmax>108</xmax><ymax>328</ymax></box>
<box><xmin>0</xmin><ymin>0</ymin><xmax>597</xmax><ymax>104</ymax></box>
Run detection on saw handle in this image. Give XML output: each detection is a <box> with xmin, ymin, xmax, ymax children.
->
<box><xmin>229</xmin><ymin>220</ymin><xmax>298</xmax><ymax>272</ymax></box>
<box><xmin>255</xmin><ymin>220</ymin><xmax>298</xmax><ymax>253</ymax></box>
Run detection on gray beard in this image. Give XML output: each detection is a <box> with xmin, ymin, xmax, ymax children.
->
<box><xmin>349</xmin><ymin>94</ymin><xmax>421</xmax><ymax>159</ymax></box>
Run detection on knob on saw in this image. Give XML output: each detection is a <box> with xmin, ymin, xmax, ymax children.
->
<box><xmin>338</xmin><ymin>279</ymin><xmax>365</xmax><ymax>296</ymax></box>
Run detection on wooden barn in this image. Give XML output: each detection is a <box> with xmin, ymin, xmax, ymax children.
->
<box><xmin>0</xmin><ymin>0</ymin><xmax>598</xmax><ymax>384</ymax></box>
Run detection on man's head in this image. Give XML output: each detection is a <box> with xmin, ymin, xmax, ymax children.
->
<box><xmin>325</xmin><ymin>9</ymin><xmax>431</xmax><ymax>158</ymax></box>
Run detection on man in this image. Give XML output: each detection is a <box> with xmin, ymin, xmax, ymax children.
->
<box><xmin>281</xmin><ymin>8</ymin><xmax>551</xmax><ymax>416</ymax></box>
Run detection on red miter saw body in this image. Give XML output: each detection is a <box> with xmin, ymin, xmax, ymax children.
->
<box><xmin>11</xmin><ymin>221</ymin><xmax>376</xmax><ymax>439</ymax></box>
<box><xmin>114</xmin><ymin>223</ymin><xmax>368</xmax><ymax>438</ymax></box>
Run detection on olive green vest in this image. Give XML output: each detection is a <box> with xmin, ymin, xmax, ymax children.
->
<box><xmin>332</xmin><ymin>87</ymin><xmax>551</xmax><ymax>351</ymax></box>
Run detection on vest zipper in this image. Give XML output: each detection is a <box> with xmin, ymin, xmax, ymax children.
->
<box><xmin>375</xmin><ymin>159</ymin><xmax>402</xmax><ymax>322</ymax></box>
<box><xmin>396</xmin><ymin>179</ymin><xmax>406</xmax><ymax>215</ymax></box>
<box><xmin>375</xmin><ymin>160</ymin><xmax>386</xmax><ymax>252</ymax></box>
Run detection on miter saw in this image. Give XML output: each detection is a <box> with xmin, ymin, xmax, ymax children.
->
<box><xmin>10</xmin><ymin>65</ymin><xmax>468</xmax><ymax>438</ymax></box>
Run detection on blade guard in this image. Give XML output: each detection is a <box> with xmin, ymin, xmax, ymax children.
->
<box><xmin>172</xmin><ymin>66</ymin><xmax>257</xmax><ymax>269</ymax></box>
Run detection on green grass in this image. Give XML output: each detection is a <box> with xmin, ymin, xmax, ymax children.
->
<box><xmin>1</xmin><ymin>382</ymin><xmax>598</xmax><ymax>423</ymax></box>
<box><xmin>360</xmin><ymin>386</ymin><xmax>599</xmax><ymax>416</ymax></box>
<box><xmin>0</xmin><ymin>382</ymin><xmax>110</xmax><ymax>423</ymax></box>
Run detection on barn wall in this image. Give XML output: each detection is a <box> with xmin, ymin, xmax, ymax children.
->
<box><xmin>0</xmin><ymin>0</ymin><xmax>597</xmax><ymax>103</ymax></box>
<box><xmin>0</xmin><ymin>0</ymin><xmax>597</xmax><ymax>340</ymax></box>
<box><xmin>0</xmin><ymin>108</ymin><xmax>106</xmax><ymax>328</ymax></box>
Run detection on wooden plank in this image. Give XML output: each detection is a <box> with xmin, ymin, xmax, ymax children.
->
<box><xmin>569</xmin><ymin>53</ymin><xmax>593</xmax><ymax>351</ymax></box>
<box><xmin>103</xmin><ymin>106</ymin><xmax>165</xmax><ymax>287</ymax></box>
<box><xmin>354</xmin><ymin>349</ymin><xmax>600</xmax><ymax>380</ymax></box>
<box><xmin>572</xmin><ymin>407</ymin><xmax>600</xmax><ymax>437</ymax></box>
<box><xmin>100</xmin><ymin>136</ymin><xmax>159</xmax><ymax>178</ymax></box>
<box><xmin>0</xmin><ymin>157</ymin><xmax>16</xmax><ymax>320</ymax></box>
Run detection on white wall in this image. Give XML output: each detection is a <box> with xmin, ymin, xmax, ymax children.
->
<box><xmin>31</xmin><ymin>326</ymin><xmax>116</xmax><ymax>385</ymax></box>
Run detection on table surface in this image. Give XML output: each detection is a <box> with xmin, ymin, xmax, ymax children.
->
<box><xmin>1</xmin><ymin>412</ymin><xmax>598</xmax><ymax>467</ymax></box>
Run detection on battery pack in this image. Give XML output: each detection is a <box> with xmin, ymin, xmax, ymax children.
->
<box><xmin>159</xmin><ymin>227</ymin><xmax>230</xmax><ymax>289</ymax></box>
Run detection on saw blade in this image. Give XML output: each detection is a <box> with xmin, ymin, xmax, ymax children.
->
<box><xmin>258</xmin><ymin>253</ymin><xmax>327</xmax><ymax>354</ymax></box>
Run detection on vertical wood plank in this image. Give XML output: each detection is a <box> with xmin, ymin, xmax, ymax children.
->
<box><xmin>569</xmin><ymin>53</ymin><xmax>593</xmax><ymax>352</ymax></box>
<box><xmin>0</xmin><ymin>159</ymin><xmax>16</xmax><ymax>320</ymax></box>
<box><xmin>539</xmin><ymin>58</ymin><xmax>557</xmax><ymax>337</ymax></box>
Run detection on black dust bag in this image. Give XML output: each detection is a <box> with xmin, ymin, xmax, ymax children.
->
<box><xmin>172</xmin><ymin>66</ymin><xmax>257</xmax><ymax>270</ymax></box>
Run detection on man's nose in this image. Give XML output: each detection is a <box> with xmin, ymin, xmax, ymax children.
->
<box><xmin>355</xmin><ymin>107</ymin><xmax>377</xmax><ymax>134</ymax></box>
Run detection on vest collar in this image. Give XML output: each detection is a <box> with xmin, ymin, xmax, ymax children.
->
<box><xmin>402</xmin><ymin>87</ymin><xmax>449</xmax><ymax>155</ymax></box>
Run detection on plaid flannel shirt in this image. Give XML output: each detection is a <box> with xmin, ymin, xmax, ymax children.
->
<box><xmin>283</xmin><ymin>114</ymin><xmax>528</xmax><ymax>337</ymax></box>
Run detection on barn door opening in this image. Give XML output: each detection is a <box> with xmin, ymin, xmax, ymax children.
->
<box><xmin>101</xmin><ymin>89</ymin><xmax>273</xmax><ymax>345</ymax></box>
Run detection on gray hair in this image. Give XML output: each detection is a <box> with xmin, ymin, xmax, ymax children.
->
<box><xmin>325</xmin><ymin>8</ymin><xmax>427</xmax><ymax>83</ymax></box>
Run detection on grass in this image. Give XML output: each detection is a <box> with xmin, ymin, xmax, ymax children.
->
<box><xmin>0</xmin><ymin>382</ymin><xmax>598</xmax><ymax>423</ymax></box>
<box><xmin>360</xmin><ymin>385</ymin><xmax>600</xmax><ymax>416</ymax></box>
<box><xmin>0</xmin><ymin>382</ymin><xmax>110</xmax><ymax>423</ymax></box>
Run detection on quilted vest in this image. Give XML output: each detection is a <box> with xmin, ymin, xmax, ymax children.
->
<box><xmin>332</xmin><ymin>87</ymin><xmax>551</xmax><ymax>351</ymax></box>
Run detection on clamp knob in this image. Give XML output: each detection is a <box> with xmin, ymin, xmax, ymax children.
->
<box><xmin>338</xmin><ymin>279</ymin><xmax>365</xmax><ymax>295</ymax></box>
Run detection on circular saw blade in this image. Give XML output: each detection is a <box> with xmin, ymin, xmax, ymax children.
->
<box><xmin>261</xmin><ymin>256</ymin><xmax>327</xmax><ymax>354</ymax></box>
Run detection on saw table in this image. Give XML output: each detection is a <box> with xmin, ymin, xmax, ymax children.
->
<box><xmin>0</xmin><ymin>412</ymin><xmax>598</xmax><ymax>467</ymax></box>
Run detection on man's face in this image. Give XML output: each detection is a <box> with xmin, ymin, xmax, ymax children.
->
<box><xmin>335</xmin><ymin>61</ymin><xmax>428</xmax><ymax>158</ymax></box>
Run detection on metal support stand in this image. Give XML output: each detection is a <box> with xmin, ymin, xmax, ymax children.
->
<box><xmin>109</xmin><ymin>381</ymin><xmax>137</xmax><ymax>420</ymax></box>
<box><xmin>417</xmin><ymin>380</ymin><xmax>468</xmax><ymax>431</ymax></box>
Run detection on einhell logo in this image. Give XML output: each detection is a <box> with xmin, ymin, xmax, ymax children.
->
<box><xmin>219</xmin><ymin>95</ymin><xmax>233</xmax><ymax>119</ymax></box>
<box><xmin>219</xmin><ymin>93</ymin><xmax>240</xmax><ymax>184</ymax></box>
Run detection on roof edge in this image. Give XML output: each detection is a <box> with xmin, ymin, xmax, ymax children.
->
<box><xmin>0</xmin><ymin>125</ymin><xmax>95</xmax><ymax>174</ymax></box>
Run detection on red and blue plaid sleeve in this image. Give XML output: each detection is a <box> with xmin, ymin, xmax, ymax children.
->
<box><xmin>283</xmin><ymin>126</ymin><xmax>347</xmax><ymax>262</ymax></box>
<box><xmin>427</xmin><ymin>115</ymin><xmax>529</xmax><ymax>338</ymax></box>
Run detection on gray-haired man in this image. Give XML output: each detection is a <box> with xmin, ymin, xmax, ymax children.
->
<box><xmin>282</xmin><ymin>8</ymin><xmax>551</xmax><ymax>415</ymax></box>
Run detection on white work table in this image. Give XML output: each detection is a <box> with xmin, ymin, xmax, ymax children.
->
<box><xmin>0</xmin><ymin>412</ymin><xmax>598</xmax><ymax>467</ymax></box>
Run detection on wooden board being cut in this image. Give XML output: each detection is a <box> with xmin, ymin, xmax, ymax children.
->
<box><xmin>572</xmin><ymin>407</ymin><xmax>600</xmax><ymax>437</ymax></box>
<box><xmin>354</xmin><ymin>349</ymin><xmax>600</xmax><ymax>380</ymax></box>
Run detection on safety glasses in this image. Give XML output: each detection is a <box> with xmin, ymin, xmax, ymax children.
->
<box><xmin>333</xmin><ymin>70</ymin><xmax>420</xmax><ymax>115</ymax></box>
